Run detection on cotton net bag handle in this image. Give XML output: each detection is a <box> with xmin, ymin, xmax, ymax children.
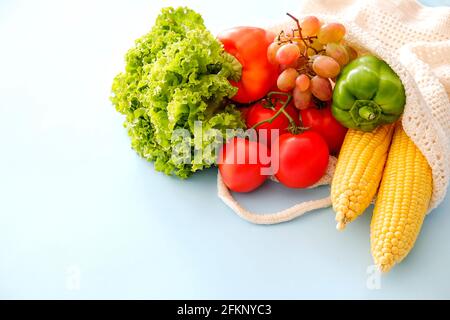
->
<box><xmin>217</xmin><ymin>157</ymin><xmax>337</xmax><ymax>225</ymax></box>
<box><xmin>218</xmin><ymin>0</ymin><xmax>450</xmax><ymax>225</ymax></box>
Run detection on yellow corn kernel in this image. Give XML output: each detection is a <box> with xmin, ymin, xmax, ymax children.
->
<box><xmin>331</xmin><ymin>124</ymin><xmax>395</xmax><ymax>230</ymax></box>
<box><xmin>371</xmin><ymin>123</ymin><xmax>432</xmax><ymax>272</ymax></box>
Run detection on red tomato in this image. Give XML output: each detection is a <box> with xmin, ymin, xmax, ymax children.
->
<box><xmin>272</xmin><ymin>131</ymin><xmax>329</xmax><ymax>188</ymax></box>
<box><xmin>218</xmin><ymin>27</ymin><xmax>278</xmax><ymax>104</ymax></box>
<box><xmin>300</xmin><ymin>101</ymin><xmax>348</xmax><ymax>155</ymax></box>
<box><xmin>246</xmin><ymin>97</ymin><xmax>299</xmax><ymax>146</ymax></box>
<box><xmin>218</xmin><ymin>137</ymin><xmax>270</xmax><ymax>192</ymax></box>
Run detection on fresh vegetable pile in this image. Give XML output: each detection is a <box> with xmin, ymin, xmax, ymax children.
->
<box><xmin>219</xmin><ymin>14</ymin><xmax>359</xmax><ymax>191</ymax></box>
<box><xmin>112</xmin><ymin>7</ymin><xmax>433</xmax><ymax>273</ymax></box>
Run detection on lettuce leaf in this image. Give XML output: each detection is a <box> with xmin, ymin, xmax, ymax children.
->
<box><xmin>111</xmin><ymin>7</ymin><xmax>244</xmax><ymax>178</ymax></box>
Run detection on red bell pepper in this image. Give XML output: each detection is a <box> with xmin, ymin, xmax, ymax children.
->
<box><xmin>218</xmin><ymin>27</ymin><xmax>278</xmax><ymax>104</ymax></box>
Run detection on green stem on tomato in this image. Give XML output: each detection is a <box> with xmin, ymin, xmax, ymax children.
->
<box><xmin>251</xmin><ymin>91</ymin><xmax>295</xmax><ymax>129</ymax></box>
<box><xmin>280</xmin><ymin>107</ymin><xmax>299</xmax><ymax>134</ymax></box>
<box><xmin>251</xmin><ymin>91</ymin><xmax>303</xmax><ymax>135</ymax></box>
<box><xmin>251</xmin><ymin>90</ymin><xmax>312</xmax><ymax>135</ymax></box>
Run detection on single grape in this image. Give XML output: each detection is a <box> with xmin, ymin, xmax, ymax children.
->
<box><xmin>276</xmin><ymin>43</ymin><xmax>301</xmax><ymax>66</ymax></box>
<box><xmin>343</xmin><ymin>45</ymin><xmax>358</xmax><ymax>61</ymax></box>
<box><xmin>312</xmin><ymin>55</ymin><xmax>340</xmax><ymax>78</ymax></box>
<box><xmin>317</xmin><ymin>22</ymin><xmax>346</xmax><ymax>44</ymax></box>
<box><xmin>293</xmin><ymin>87</ymin><xmax>312</xmax><ymax>110</ymax></box>
<box><xmin>279</xmin><ymin>56</ymin><xmax>306</xmax><ymax>73</ymax></box>
<box><xmin>267</xmin><ymin>42</ymin><xmax>282</xmax><ymax>65</ymax></box>
<box><xmin>310</xmin><ymin>76</ymin><xmax>332</xmax><ymax>101</ymax></box>
<box><xmin>278</xmin><ymin>58</ymin><xmax>300</xmax><ymax>72</ymax></box>
<box><xmin>278</xmin><ymin>51</ymin><xmax>305</xmax><ymax>71</ymax></box>
<box><xmin>325</xmin><ymin>43</ymin><xmax>349</xmax><ymax>66</ymax></box>
<box><xmin>306</xmin><ymin>39</ymin><xmax>324</xmax><ymax>56</ymax></box>
<box><xmin>277</xmin><ymin>68</ymin><xmax>299</xmax><ymax>92</ymax></box>
<box><xmin>295</xmin><ymin>74</ymin><xmax>310</xmax><ymax>92</ymax></box>
<box><xmin>295</xmin><ymin>41</ymin><xmax>306</xmax><ymax>56</ymax></box>
<box><xmin>300</xmin><ymin>16</ymin><xmax>321</xmax><ymax>37</ymax></box>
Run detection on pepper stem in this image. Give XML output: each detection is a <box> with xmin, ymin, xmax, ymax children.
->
<box><xmin>223</xmin><ymin>52</ymin><xmax>242</xmax><ymax>82</ymax></box>
<box><xmin>358</xmin><ymin>106</ymin><xmax>376</xmax><ymax>121</ymax></box>
<box><xmin>349</xmin><ymin>100</ymin><xmax>381</xmax><ymax>126</ymax></box>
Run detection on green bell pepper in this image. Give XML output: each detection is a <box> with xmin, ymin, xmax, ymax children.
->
<box><xmin>332</xmin><ymin>55</ymin><xmax>405</xmax><ymax>131</ymax></box>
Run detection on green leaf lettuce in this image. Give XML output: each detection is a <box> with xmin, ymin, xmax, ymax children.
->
<box><xmin>111</xmin><ymin>7</ymin><xmax>244</xmax><ymax>178</ymax></box>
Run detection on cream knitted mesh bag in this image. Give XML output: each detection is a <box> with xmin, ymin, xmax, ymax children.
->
<box><xmin>218</xmin><ymin>0</ymin><xmax>450</xmax><ymax>224</ymax></box>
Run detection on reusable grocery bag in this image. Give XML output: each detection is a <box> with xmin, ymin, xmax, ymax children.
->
<box><xmin>218</xmin><ymin>0</ymin><xmax>450</xmax><ymax>224</ymax></box>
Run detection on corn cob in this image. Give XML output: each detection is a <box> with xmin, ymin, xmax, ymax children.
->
<box><xmin>370</xmin><ymin>123</ymin><xmax>432</xmax><ymax>272</ymax></box>
<box><xmin>331</xmin><ymin>124</ymin><xmax>395</xmax><ymax>230</ymax></box>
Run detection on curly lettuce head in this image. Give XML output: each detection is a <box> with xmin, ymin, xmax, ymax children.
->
<box><xmin>111</xmin><ymin>7</ymin><xmax>244</xmax><ymax>178</ymax></box>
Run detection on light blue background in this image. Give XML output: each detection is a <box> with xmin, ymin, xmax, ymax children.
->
<box><xmin>0</xmin><ymin>0</ymin><xmax>449</xmax><ymax>299</ymax></box>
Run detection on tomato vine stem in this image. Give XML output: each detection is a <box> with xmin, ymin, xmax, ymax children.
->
<box><xmin>250</xmin><ymin>92</ymin><xmax>292</xmax><ymax>130</ymax></box>
<box><xmin>250</xmin><ymin>91</ymin><xmax>307</xmax><ymax>135</ymax></box>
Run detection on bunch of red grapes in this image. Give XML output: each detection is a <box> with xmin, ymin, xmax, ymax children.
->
<box><xmin>267</xmin><ymin>14</ymin><xmax>357</xmax><ymax>109</ymax></box>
